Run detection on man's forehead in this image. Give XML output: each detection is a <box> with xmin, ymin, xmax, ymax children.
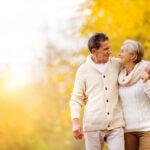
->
<box><xmin>100</xmin><ymin>40</ymin><xmax>110</xmax><ymax>47</ymax></box>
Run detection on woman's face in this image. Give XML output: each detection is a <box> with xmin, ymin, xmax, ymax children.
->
<box><xmin>118</xmin><ymin>45</ymin><xmax>135</xmax><ymax>65</ymax></box>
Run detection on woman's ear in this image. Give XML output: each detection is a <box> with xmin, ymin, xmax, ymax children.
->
<box><xmin>131</xmin><ymin>53</ymin><xmax>137</xmax><ymax>61</ymax></box>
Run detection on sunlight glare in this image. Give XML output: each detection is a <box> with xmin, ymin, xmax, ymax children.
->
<box><xmin>6</xmin><ymin>82</ymin><xmax>16</xmax><ymax>91</ymax></box>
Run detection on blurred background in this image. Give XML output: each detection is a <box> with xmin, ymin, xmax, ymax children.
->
<box><xmin>0</xmin><ymin>0</ymin><xmax>150</xmax><ymax>149</ymax></box>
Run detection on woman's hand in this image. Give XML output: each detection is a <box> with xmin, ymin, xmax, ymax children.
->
<box><xmin>83</xmin><ymin>96</ymin><xmax>88</xmax><ymax>105</ymax></box>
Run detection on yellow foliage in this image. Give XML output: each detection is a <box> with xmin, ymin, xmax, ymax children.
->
<box><xmin>80</xmin><ymin>0</ymin><xmax>150</xmax><ymax>59</ymax></box>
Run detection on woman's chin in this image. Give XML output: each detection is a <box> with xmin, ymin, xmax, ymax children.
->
<box><xmin>118</xmin><ymin>59</ymin><xmax>124</xmax><ymax>65</ymax></box>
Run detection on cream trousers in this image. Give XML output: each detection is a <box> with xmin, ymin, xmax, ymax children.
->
<box><xmin>84</xmin><ymin>127</ymin><xmax>125</xmax><ymax>150</ymax></box>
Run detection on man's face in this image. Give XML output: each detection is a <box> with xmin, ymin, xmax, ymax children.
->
<box><xmin>92</xmin><ymin>40</ymin><xmax>112</xmax><ymax>63</ymax></box>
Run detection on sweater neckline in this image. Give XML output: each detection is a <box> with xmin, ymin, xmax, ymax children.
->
<box><xmin>87</xmin><ymin>55</ymin><xmax>112</xmax><ymax>74</ymax></box>
<box><xmin>118</xmin><ymin>61</ymin><xmax>146</xmax><ymax>86</ymax></box>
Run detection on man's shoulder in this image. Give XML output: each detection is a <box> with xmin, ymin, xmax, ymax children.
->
<box><xmin>110</xmin><ymin>57</ymin><xmax>120</xmax><ymax>64</ymax></box>
<box><xmin>77</xmin><ymin>62</ymin><xmax>87</xmax><ymax>73</ymax></box>
<box><xmin>110</xmin><ymin>57</ymin><xmax>119</xmax><ymax>63</ymax></box>
<box><xmin>109</xmin><ymin>57</ymin><xmax>121</xmax><ymax>69</ymax></box>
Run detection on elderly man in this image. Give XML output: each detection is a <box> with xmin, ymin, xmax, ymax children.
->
<box><xmin>70</xmin><ymin>33</ymin><xmax>125</xmax><ymax>150</ymax></box>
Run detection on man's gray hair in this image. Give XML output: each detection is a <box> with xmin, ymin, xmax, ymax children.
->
<box><xmin>121</xmin><ymin>40</ymin><xmax>144</xmax><ymax>63</ymax></box>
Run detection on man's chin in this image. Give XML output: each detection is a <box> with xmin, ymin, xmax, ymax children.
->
<box><xmin>104</xmin><ymin>57</ymin><xmax>109</xmax><ymax>63</ymax></box>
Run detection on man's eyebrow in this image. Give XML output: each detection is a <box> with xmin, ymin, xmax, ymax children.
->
<box><xmin>104</xmin><ymin>47</ymin><xmax>110</xmax><ymax>49</ymax></box>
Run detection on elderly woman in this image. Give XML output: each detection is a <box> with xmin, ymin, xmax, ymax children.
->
<box><xmin>118</xmin><ymin>40</ymin><xmax>150</xmax><ymax>150</ymax></box>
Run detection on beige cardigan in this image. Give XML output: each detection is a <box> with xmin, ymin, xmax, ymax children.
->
<box><xmin>70</xmin><ymin>55</ymin><xmax>125</xmax><ymax>132</ymax></box>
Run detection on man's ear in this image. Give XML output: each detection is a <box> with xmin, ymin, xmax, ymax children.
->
<box><xmin>91</xmin><ymin>48</ymin><xmax>96</xmax><ymax>54</ymax></box>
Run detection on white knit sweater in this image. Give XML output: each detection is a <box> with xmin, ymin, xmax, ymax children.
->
<box><xmin>119</xmin><ymin>61</ymin><xmax>150</xmax><ymax>133</ymax></box>
<box><xmin>70</xmin><ymin>55</ymin><xmax>125</xmax><ymax>132</ymax></box>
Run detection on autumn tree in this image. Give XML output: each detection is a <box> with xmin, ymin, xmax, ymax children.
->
<box><xmin>79</xmin><ymin>0</ymin><xmax>150</xmax><ymax>59</ymax></box>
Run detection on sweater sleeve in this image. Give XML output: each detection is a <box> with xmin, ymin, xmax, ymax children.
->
<box><xmin>69</xmin><ymin>67</ymin><xmax>86</xmax><ymax>120</ymax></box>
<box><xmin>143</xmin><ymin>80</ymin><xmax>150</xmax><ymax>98</ymax></box>
<box><xmin>143</xmin><ymin>60</ymin><xmax>150</xmax><ymax>66</ymax></box>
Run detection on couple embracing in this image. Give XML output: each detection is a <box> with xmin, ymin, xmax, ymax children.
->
<box><xmin>70</xmin><ymin>32</ymin><xmax>150</xmax><ymax>150</ymax></box>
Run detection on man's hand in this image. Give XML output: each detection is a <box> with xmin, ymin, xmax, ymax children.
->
<box><xmin>145</xmin><ymin>65</ymin><xmax>150</xmax><ymax>76</ymax></box>
<box><xmin>141</xmin><ymin>66</ymin><xmax>150</xmax><ymax>82</ymax></box>
<box><xmin>72</xmin><ymin>118</ymin><xmax>84</xmax><ymax>140</ymax></box>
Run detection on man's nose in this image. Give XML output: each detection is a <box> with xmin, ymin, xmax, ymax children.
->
<box><xmin>109</xmin><ymin>50</ymin><xmax>112</xmax><ymax>54</ymax></box>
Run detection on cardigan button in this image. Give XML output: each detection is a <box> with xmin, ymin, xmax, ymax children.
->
<box><xmin>105</xmin><ymin>87</ymin><xmax>107</xmax><ymax>90</ymax></box>
<box><xmin>106</xmin><ymin>99</ymin><xmax>109</xmax><ymax>102</ymax></box>
<box><xmin>103</xmin><ymin>75</ymin><xmax>106</xmax><ymax>78</ymax></box>
<box><xmin>108</xmin><ymin>125</ymin><xmax>110</xmax><ymax>128</ymax></box>
<box><xmin>107</xmin><ymin>112</ymin><xmax>110</xmax><ymax>115</ymax></box>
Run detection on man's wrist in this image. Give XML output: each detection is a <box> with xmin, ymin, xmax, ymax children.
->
<box><xmin>72</xmin><ymin>118</ymin><xmax>79</xmax><ymax>125</ymax></box>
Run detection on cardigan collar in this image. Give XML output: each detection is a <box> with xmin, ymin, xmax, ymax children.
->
<box><xmin>86</xmin><ymin>54</ymin><xmax>112</xmax><ymax>74</ymax></box>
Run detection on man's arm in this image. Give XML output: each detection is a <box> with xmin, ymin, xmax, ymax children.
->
<box><xmin>111</xmin><ymin>58</ymin><xmax>150</xmax><ymax>74</ymax></box>
<box><xmin>69</xmin><ymin>67</ymin><xmax>86</xmax><ymax>140</ymax></box>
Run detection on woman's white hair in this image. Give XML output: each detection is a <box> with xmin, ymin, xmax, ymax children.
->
<box><xmin>121</xmin><ymin>40</ymin><xmax>144</xmax><ymax>63</ymax></box>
